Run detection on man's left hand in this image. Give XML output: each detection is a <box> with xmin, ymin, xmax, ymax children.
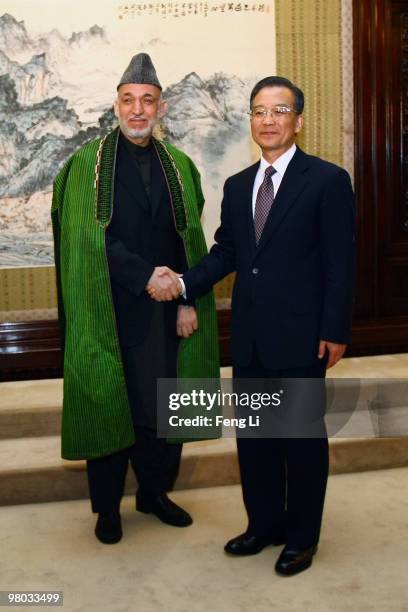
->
<box><xmin>318</xmin><ymin>340</ymin><xmax>347</xmax><ymax>369</ymax></box>
<box><xmin>177</xmin><ymin>306</ymin><xmax>198</xmax><ymax>338</ymax></box>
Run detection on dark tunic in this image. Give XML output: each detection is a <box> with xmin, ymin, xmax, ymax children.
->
<box><xmin>52</xmin><ymin>126</ymin><xmax>219</xmax><ymax>461</ymax></box>
<box><xmin>106</xmin><ymin>133</ymin><xmax>188</xmax><ymax>428</ymax></box>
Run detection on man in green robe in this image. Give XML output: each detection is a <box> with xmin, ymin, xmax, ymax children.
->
<box><xmin>52</xmin><ymin>53</ymin><xmax>219</xmax><ymax>544</ymax></box>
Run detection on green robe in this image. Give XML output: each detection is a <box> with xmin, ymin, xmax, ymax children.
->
<box><xmin>52</xmin><ymin>127</ymin><xmax>219</xmax><ymax>460</ymax></box>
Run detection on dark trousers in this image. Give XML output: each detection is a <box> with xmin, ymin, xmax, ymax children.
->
<box><xmin>234</xmin><ymin>350</ymin><xmax>329</xmax><ymax>549</ymax></box>
<box><xmin>87</xmin><ymin>427</ymin><xmax>182</xmax><ymax>514</ymax></box>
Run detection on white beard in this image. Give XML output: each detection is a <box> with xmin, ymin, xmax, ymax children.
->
<box><xmin>118</xmin><ymin>117</ymin><xmax>158</xmax><ymax>141</ymax></box>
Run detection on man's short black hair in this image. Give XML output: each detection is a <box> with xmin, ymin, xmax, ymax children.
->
<box><xmin>250</xmin><ymin>76</ymin><xmax>304</xmax><ymax>113</ymax></box>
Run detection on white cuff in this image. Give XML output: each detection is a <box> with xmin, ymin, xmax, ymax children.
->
<box><xmin>178</xmin><ymin>276</ymin><xmax>187</xmax><ymax>300</ymax></box>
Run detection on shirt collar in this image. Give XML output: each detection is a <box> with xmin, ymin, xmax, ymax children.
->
<box><xmin>259</xmin><ymin>143</ymin><xmax>297</xmax><ymax>176</ymax></box>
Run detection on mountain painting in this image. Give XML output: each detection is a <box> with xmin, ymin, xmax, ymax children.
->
<box><xmin>0</xmin><ymin>4</ymin><xmax>276</xmax><ymax>267</ymax></box>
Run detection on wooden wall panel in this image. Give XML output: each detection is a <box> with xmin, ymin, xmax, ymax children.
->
<box><xmin>352</xmin><ymin>0</ymin><xmax>408</xmax><ymax>348</ymax></box>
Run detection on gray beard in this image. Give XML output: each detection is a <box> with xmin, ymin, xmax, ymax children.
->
<box><xmin>119</xmin><ymin>117</ymin><xmax>157</xmax><ymax>140</ymax></box>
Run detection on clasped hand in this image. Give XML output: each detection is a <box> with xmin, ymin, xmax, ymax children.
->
<box><xmin>146</xmin><ymin>267</ymin><xmax>197</xmax><ymax>337</ymax></box>
<box><xmin>146</xmin><ymin>266</ymin><xmax>182</xmax><ymax>302</ymax></box>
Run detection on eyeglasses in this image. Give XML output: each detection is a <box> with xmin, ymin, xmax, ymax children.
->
<box><xmin>249</xmin><ymin>105</ymin><xmax>298</xmax><ymax>119</ymax></box>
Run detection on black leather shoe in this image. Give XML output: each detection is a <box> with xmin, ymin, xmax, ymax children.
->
<box><xmin>275</xmin><ymin>544</ymin><xmax>318</xmax><ymax>576</ymax></box>
<box><xmin>94</xmin><ymin>511</ymin><xmax>122</xmax><ymax>544</ymax></box>
<box><xmin>224</xmin><ymin>532</ymin><xmax>286</xmax><ymax>556</ymax></box>
<box><xmin>136</xmin><ymin>491</ymin><xmax>193</xmax><ymax>527</ymax></box>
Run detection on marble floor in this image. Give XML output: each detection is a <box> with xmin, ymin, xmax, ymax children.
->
<box><xmin>326</xmin><ymin>352</ymin><xmax>408</xmax><ymax>378</ymax></box>
<box><xmin>2</xmin><ymin>353</ymin><xmax>407</xmax><ymax>415</ymax></box>
<box><xmin>223</xmin><ymin>352</ymin><xmax>408</xmax><ymax>378</ymax></box>
<box><xmin>1</xmin><ymin>354</ymin><xmax>408</xmax><ymax>611</ymax></box>
<box><xmin>1</xmin><ymin>468</ymin><xmax>408</xmax><ymax>612</ymax></box>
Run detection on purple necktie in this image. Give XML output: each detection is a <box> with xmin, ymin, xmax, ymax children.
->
<box><xmin>254</xmin><ymin>165</ymin><xmax>277</xmax><ymax>244</ymax></box>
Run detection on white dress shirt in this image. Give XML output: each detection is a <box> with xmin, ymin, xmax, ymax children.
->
<box><xmin>252</xmin><ymin>143</ymin><xmax>297</xmax><ymax>217</ymax></box>
<box><xmin>179</xmin><ymin>143</ymin><xmax>297</xmax><ymax>298</ymax></box>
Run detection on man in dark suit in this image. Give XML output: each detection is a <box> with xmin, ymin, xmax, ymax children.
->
<box><xmin>149</xmin><ymin>76</ymin><xmax>355</xmax><ymax>575</ymax></box>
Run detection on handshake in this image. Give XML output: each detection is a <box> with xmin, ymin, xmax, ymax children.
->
<box><xmin>146</xmin><ymin>267</ymin><xmax>198</xmax><ymax>338</ymax></box>
<box><xmin>146</xmin><ymin>266</ymin><xmax>183</xmax><ymax>302</ymax></box>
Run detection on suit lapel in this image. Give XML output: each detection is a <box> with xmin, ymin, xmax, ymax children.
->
<box><xmin>255</xmin><ymin>148</ymin><xmax>310</xmax><ymax>256</ymax></box>
<box><xmin>243</xmin><ymin>162</ymin><xmax>260</xmax><ymax>254</ymax></box>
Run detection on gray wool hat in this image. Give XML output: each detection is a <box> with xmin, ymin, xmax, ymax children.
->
<box><xmin>117</xmin><ymin>53</ymin><xmax>162</xmax><ymax>90</ymax></box>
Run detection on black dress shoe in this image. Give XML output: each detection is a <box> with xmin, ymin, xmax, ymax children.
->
<box><xmin>94</xmin><ymin>511</ymin><xmax>122</xmax><ymax>544</ymax></box>
<box><xmin>136</xmin><ymin>491</ymin><xmax>193</xmax><ymax>527</ymax></box>
<box><xmin>224</xmin><ymin>532</ymin><xmax>286</xmax><ymax>556</ymax></box>
<box><xmin>275</xmin><ymin>544</ymin><xmax>318</xmax><ymax>576</ymax></box>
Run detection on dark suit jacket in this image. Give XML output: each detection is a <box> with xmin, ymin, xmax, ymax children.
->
<box><xmin>183</xmin><ymin>147</ymin><xmax>355</xmax><ymax>369</ymax></box>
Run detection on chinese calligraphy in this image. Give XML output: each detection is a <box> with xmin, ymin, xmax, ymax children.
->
<box><xmin>117</xmin><ymin>2</ymin><xmax>271</xmax><ymax>19</ymax></box>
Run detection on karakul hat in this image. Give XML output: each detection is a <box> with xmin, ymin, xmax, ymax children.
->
<box><xmin>117</xmin><ymin>53</ymin><xmax>162</xmax><ymax>90</ymax></box>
